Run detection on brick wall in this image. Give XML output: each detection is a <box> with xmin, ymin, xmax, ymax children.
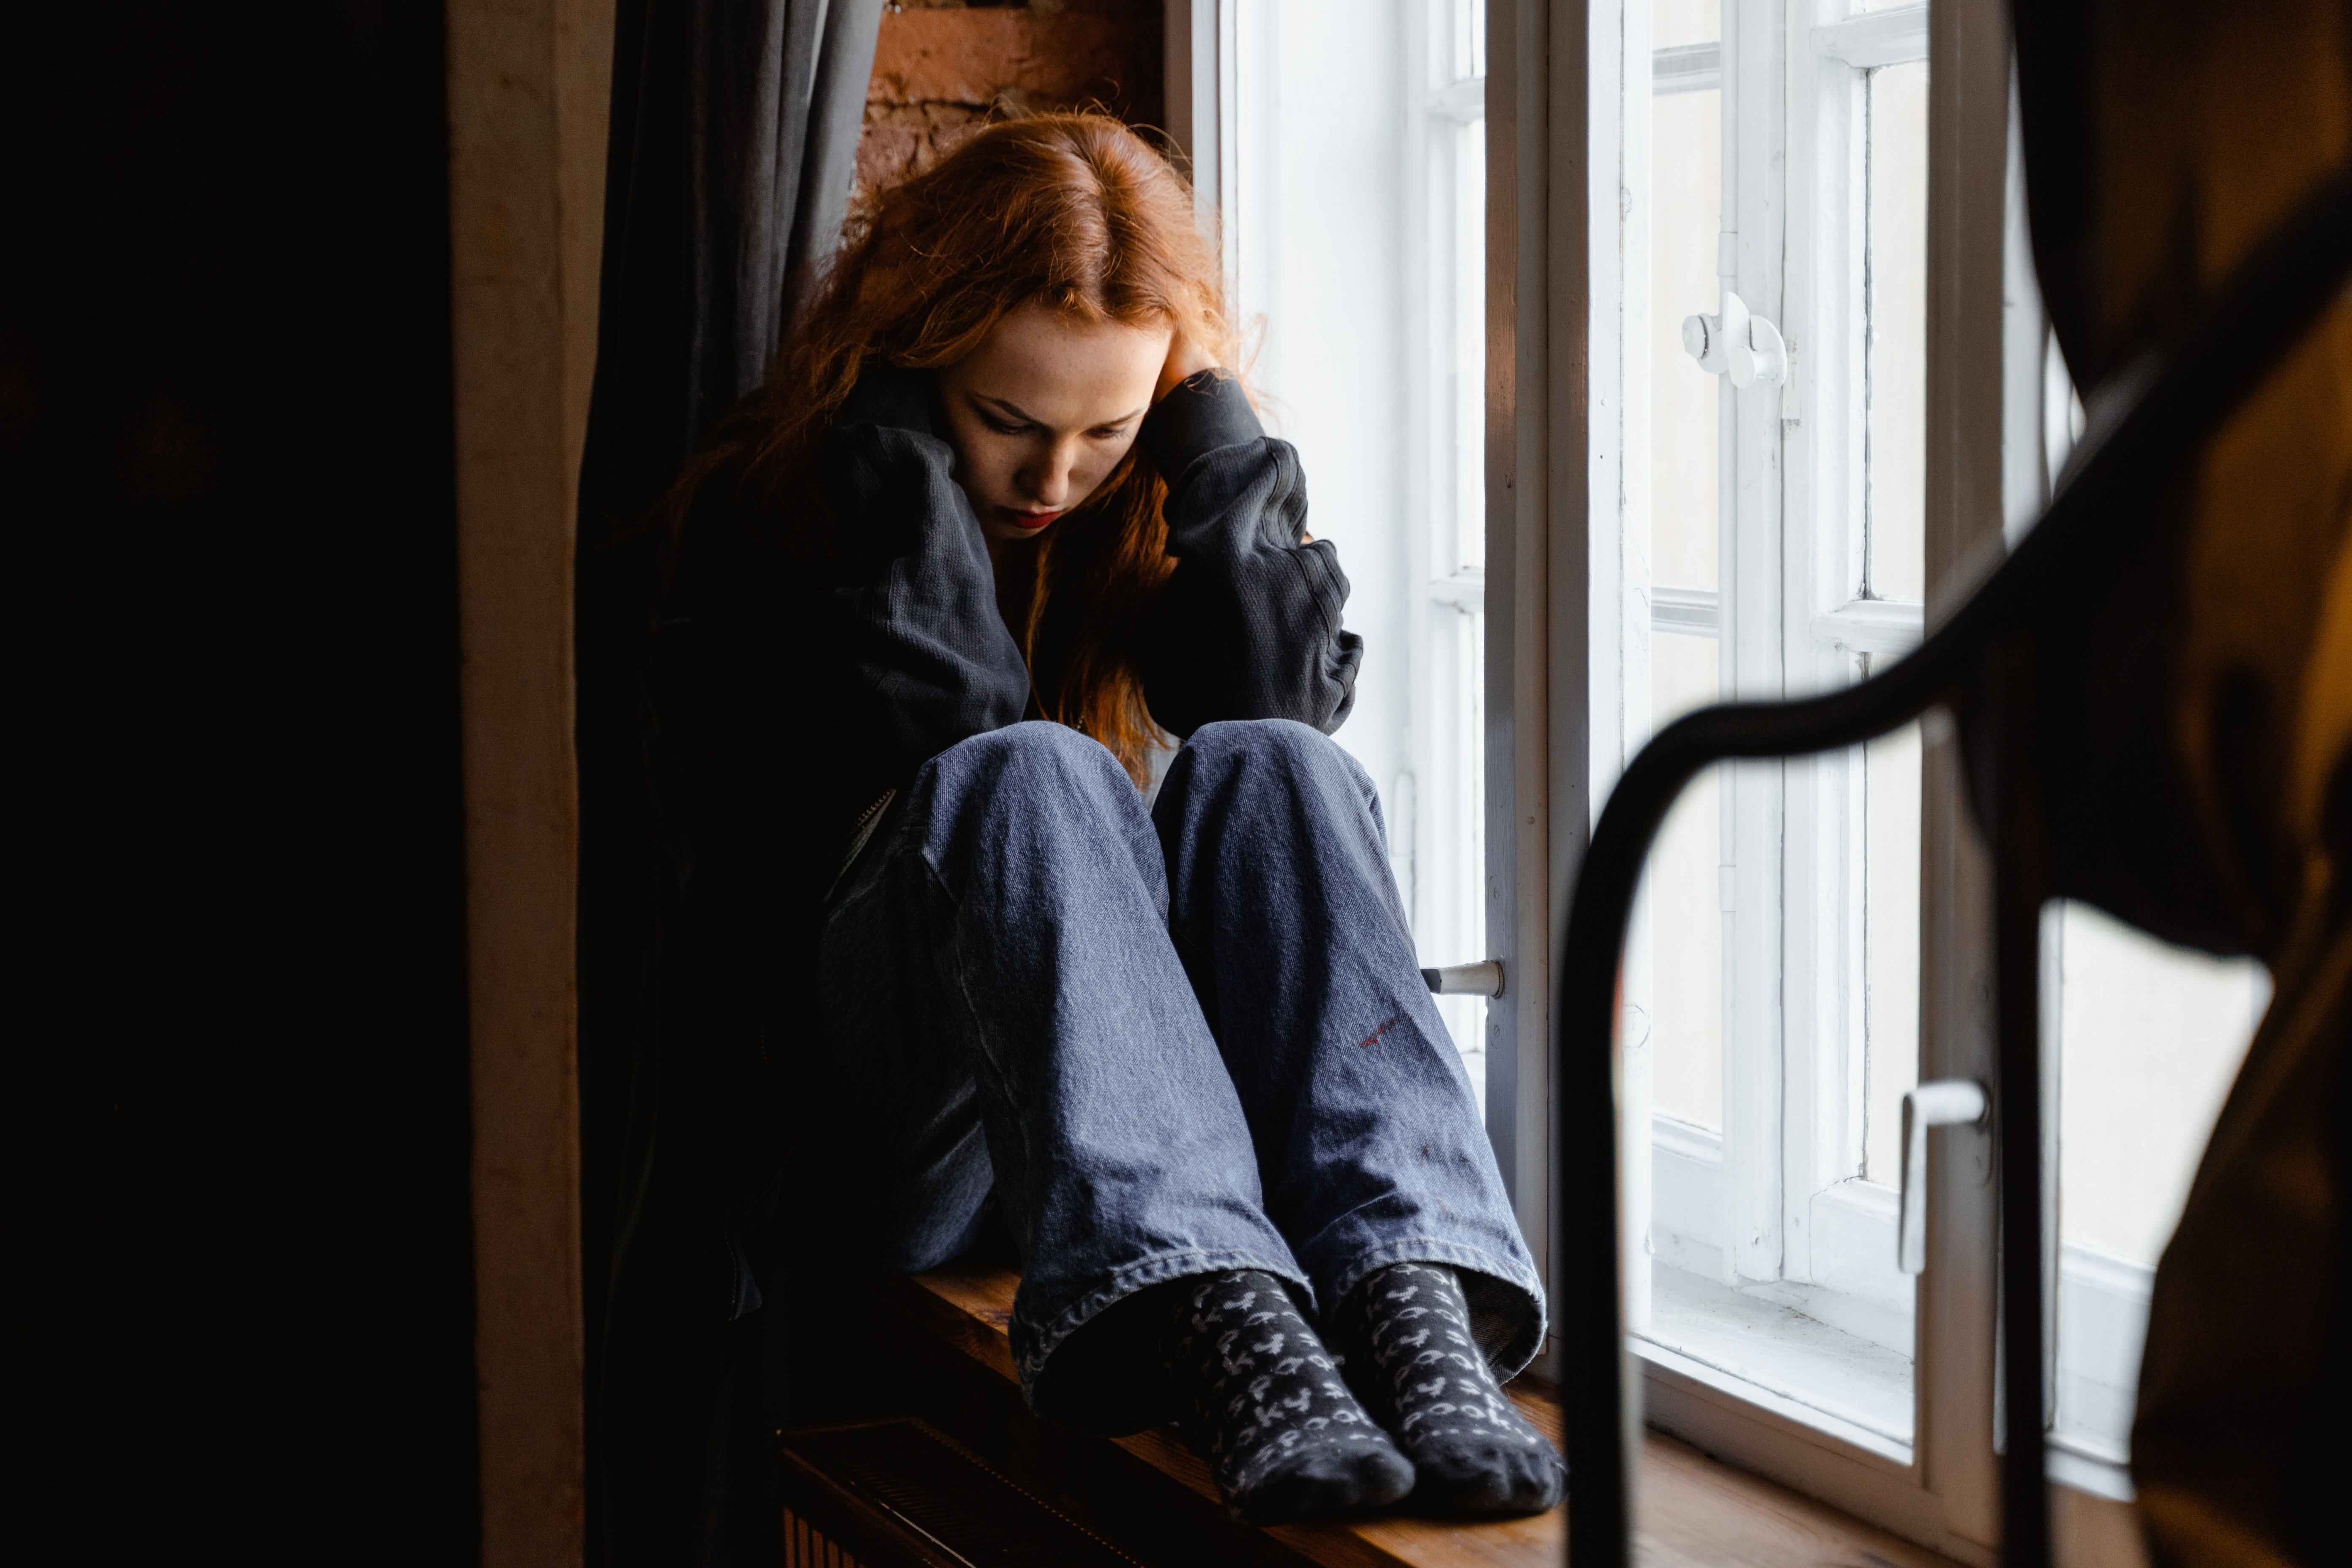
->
<box><xmin>856</xmin><ymin>0</ymin><xmax>1166</xmax><ymax>198</ymax></box>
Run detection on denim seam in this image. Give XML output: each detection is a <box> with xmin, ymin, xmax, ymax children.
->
<box><xmin>1016</xmin><ymin>1246</ymin><xmax>1314</xmax><ymax>1390</ymax></box>
<box><xmin>917</xmin><ymin>847</ymin><xmax>1044</xmax><ymax>1246</ymax></box>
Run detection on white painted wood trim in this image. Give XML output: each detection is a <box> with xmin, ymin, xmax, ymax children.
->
<box><xmin>1808</xmin><ymin>1177</ymin><xmax>1912</xmax><ymax>1319</ymax></box>
<box><xmin>1430</xmin><ymin>566</ymin><xmax>1487</xmax><ymax>610</ymax></box>
<box><xmin>1654</xmin><ymin>1113</ymin><xmax>1726</xmax><ymax>1167</ymax></box>
<box><xmin>2047</xmin><ymin>1446</ymin><xmax>2136</xmax><ymax>1507</ymax></box>
<box><xmin>1812</xmin><ymin>596</ymin><xmax>1927</xmax><ymax>654</ymax></box>
<box><xmin>1653</xmin><ymin>41</ymin><xmax>1722</xmax><ymax>95</ymax></box>
<box><xmin>1718</xmin><ymin>0</ymin><xmax>1789</xmax><ymax>1298</ymax></box>
<box><xmin>1639</xmin><ymin>1336</ymin><xmax>1914</xmax><ymax>1464</ymax></box>
<box><xmin>1651</xmin><ymin>583</ymin><xmax>1721</xmax><ymax>635</ymax></box>
<box><xmin>1810</xmin><ymin>3</ymin><xmax>1931</xmax><ymax>71</ymax></box>
<box><xmin>1428</xmin><ymin>74</ymin><xmax>1487</xmax><ymax>122</ymax></box>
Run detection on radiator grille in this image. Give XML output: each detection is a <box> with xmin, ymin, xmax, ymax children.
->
<box><xmin>782</xmin><ymin>1503</ymin><xmax>870</xmax><ymax>1568</ymax></box>
<box><xmin>779</xmin><ymin>1419</ymin><xmax>1150</xmax><ymax>1568</ymax></box>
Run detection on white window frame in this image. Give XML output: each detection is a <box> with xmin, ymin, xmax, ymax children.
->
<box><xmin>1593</xmin><ymin>0</ymin><xmax>1991</xmax><ymax>1542</ymax></box>
<box><xmin>1632</xmin><ymin>0</ymin><xmax>1931</xmax><ymax>1414</ymax></box>
<box><xmin>1169</xmin><ymin>0</ymin><xmax>1497</xmax><ymax>1090</ymax></box>
<box><xmin>1579</xmin><ymin>0</ymin><xmax>2144</xmax><ymax>1557</ymax></box>
<box><xmin>1172</xmin><ymin>1</ymin><xmax>2147</xmax><ymax>1559</ymax></box>
<box><xmin>1402</xmin><ymin>0</ymin><xmax>1495</xmax><ymax>1090</ymax></box>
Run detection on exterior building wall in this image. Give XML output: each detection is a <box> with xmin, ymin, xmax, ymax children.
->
<box><xmin>858</xmin><ymin>0</ymin><xmax>1166</xmax><ymax>197</ymax></box>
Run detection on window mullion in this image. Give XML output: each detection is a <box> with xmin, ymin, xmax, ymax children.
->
<box><xmin>1915</xmin><ymin>0</ymin><xmax>2018</xmax><ymax>1549</ymax></box>
<box><xmin>1719</xmin><ymin>0</ymin><xmax>1791</xmax><ymax>1292</ymax></box>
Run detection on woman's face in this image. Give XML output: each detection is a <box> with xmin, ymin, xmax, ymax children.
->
<box><xmin>936</xmin><ymin>301</ymin><xmax>1172</xmax><ymax>543</ymax></box>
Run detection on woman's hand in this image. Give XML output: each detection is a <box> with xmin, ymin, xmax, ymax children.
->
<box><xmin>1153</xmin><ymin>332</ymin><xmax>1222</xmax><ymax>403</ymax></box>
<box><xmin>1145</xmin><ymin>332</ymin><xmax>1307</xmax><ymax>537</ymax></box>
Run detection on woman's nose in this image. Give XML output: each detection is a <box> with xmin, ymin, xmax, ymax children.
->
<box><xmin>1025</xmin><ymin>440</ymin><xmax>1080</xmax><ymax>508</ymax></box>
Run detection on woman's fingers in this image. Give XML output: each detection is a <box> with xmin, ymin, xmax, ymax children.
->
<box><xmin>1154</xmin><ymin>332</ymin><xmax>1223</xmax><ymax>402</ymax></box>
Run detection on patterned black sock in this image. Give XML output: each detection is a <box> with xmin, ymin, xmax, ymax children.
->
<box><xmin>1336</xmin><ymin>1263</ymin><xmax>1564</xmax><ymax>1516</ymax></box>
<box><xmin>1160</xmin><ymin>1270</ymin><xmax>1415</xmax><ymax>1524</ymax></box>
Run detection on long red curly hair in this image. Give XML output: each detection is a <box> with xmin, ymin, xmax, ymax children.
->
<box><xmin>680</xmin><ymin>113</ymin><xmax>1237</xmax><ymax>784</ymax></box>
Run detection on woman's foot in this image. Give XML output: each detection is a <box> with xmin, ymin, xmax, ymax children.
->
<box><xmin>1161</xmin><ymin>1270</ymin><xmax>1415</xmax><ymax>1524</ymax></box>
<box><xmin>1335</xmin><ymin>1263</ymin><xmax>1565</xmax><ymax>1516</ymax></box>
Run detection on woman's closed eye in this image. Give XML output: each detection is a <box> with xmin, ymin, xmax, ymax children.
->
<box><xmin>981</xmin><ymin>414</ymin><xmax>1135</xmax><ymax>442</ymax></box>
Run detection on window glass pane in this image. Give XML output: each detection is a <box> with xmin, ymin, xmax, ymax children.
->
<box><xmin>1652</xmin><ymin>85</ymin><xmax>1721</xmax><ymax>592</ymax></box>
<box><xmin>1630</xmin><ymin>3</ymin><xmax>1937</xmax><ymax>1459</ymax></box>
<box><xmin>1233</xmin><ymin>0</ymin><xmax>1488</xmax><ymax>1102</ymax></box>
<box><xmin>1431</xmin><ymin>603</ymin><xmax>1486</xmax><ymax>1106</ymax></box>
<box><xmin>1864</xmin><ymin>61</ymin><xmax>1927</xmax><ymax>602</ymax></box>
<box><xmin>1649</xmin><ymin>632</ymin><xmax>1723</xmax><ymax>1131</ymax></box>
<box><xmin>1861</xmin><ymin>721</ymin><xmax>1920</xmax><ymax>1183</ymax></box>
<box><xmin>1426</xmin><ymin>3</ymin><xmax>1486</xmax><ymax>1091</ymax></box>
<box><xmin>1454</xmin><ymin>116</ymin><xmax>1486</xmax><ymax>575</ymax></box>
<box><xmin>1653</xmin><ymin>0</ymin><xmax>1721</xmax><ymax>49</ymax></box>
<box><xmin>2052</xmin><ymin>904</ymin><xmax>2267</xmax><ymax>1458</ymax></box>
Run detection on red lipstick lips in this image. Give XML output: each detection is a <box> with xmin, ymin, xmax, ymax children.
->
<box><xmin>1004</xmin><ymin>508</ymin><xmax>1061</xmax><ymax>531</ymax></box>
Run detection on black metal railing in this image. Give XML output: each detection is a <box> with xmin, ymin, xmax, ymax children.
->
<box><xmin>1554</xmin><ymin>165</ymin><xmax>2352</xmax><ymax>1568</ymax></box>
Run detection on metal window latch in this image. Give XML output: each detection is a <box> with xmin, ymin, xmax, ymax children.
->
<box><xmin>1683</xmin><ymin>290</ymin><xmax>1789</xmax><ymax>390</ymax></box>
<box><xmin>1897</xmin><ymin>1078</ymin><xmax>1989</xmax><ymax>1274</ymax></box>
<box><xmin>1422</xmin><ymin>960</ymin><xmax>1505</xmax><ymax>997</ymax></box>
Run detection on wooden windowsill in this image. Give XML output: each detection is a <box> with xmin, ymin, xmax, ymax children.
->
<box><xmin>863</xmin><ymin>1260</ymin><xmax>1965</xmax><ymax>1568</ymax></box>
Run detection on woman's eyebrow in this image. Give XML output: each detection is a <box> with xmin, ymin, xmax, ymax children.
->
<box><xmin>975</xmin><ymin>394</ymin><xmax>1043</xmax><ymax>425</ymax></box>
<box><xmin>975</xmin><ymin>393</ymin><xmax>1145</xmax><ymax>429</ymax></box>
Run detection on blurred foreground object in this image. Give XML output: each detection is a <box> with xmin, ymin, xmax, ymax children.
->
<box><xmin>1553</xmin><ymin>4</ymin><xmax>2348</xmax><ymax>1564</ymax></box>
<box><xmin>2009</xmin><ymin>4</ymin><xmax>2352</xmax><ymax>1563</ymax></box>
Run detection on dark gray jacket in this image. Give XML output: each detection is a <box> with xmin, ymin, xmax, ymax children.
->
<box><xmin>629</xmin><ymin>366</ymin><xmax>1361</xmax><ymax>1323</ymax></box>
<box><xmin>793</xmin><ymin>362</ymin><xmax>1360</xmax><ymax>785</ymax></box>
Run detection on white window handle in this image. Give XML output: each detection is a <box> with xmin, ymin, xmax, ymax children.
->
<box><xmin>1897</xmin><ymin>1079</ymin><xmax>1989</xmax><ymax>1274</ymax></box>
<box><xmin>1421</xmin><ymin>960</ymin><xmax>1504</xmax><ymax>997</ymax></box>
<box><xmin>1683</xmin><ymin>290</ymin><xmax>1789</xmax><ymax>390</ymax></box>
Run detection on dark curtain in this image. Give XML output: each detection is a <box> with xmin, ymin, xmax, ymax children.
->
<box><xmin>2000</xmin><ymin>5</ymin><xmax>2351</xmax><ymax>1562</ymax></box>
<box><xmin>576</xmin><ymin>2</ymin><xmax>883</xmax><ymax>1562</ymax></box>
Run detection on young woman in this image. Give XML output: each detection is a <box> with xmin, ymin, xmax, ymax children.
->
<box><xmin>653</xmin><ymin>114</ymin><xmax>1560</xmax><ymax>1526</ymax></box>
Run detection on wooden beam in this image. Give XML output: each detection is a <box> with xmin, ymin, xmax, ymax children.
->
<box><xmin>446</xmin><ymin>1</ymin><xmax>614</xmax><ymax>1563</ymax></box>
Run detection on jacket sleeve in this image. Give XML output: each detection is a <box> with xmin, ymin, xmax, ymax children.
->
<box><xmin>817</xmin><ymin>365</ymin><xmax>1032</xmax><ymax>777</ymax></box>
<box><xmin>1137</xmin><ymin>371</ymin><xmax>1364</xmax><ymax>738</ymax></box>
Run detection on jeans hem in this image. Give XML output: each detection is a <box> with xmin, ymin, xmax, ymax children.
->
<box><xmin>1015</xmin><ymin>1246</ymin><xmax>1314</xmax><ymax>1398</ymax></box>
<box><xmin>1321</xmin><ymin>1238</ymin><xmax>1548</xmax><ymax>1380</ymax></box>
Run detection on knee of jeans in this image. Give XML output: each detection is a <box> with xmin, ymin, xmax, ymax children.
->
<box><xmin>928</xmin><ymin>721</ymin><xmax>1133</xmax><ymax>816</ymax></box>
<box><xmin>1185</xmin><ymin>717</ymin><xmax>1361</xmax><ymax>789</ymax></box>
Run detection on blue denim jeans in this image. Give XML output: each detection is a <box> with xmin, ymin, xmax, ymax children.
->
<box><xmin>810</xmin><ymin>719</ymin><xmax>1543</xmax><ymax>1426</ymax></box>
